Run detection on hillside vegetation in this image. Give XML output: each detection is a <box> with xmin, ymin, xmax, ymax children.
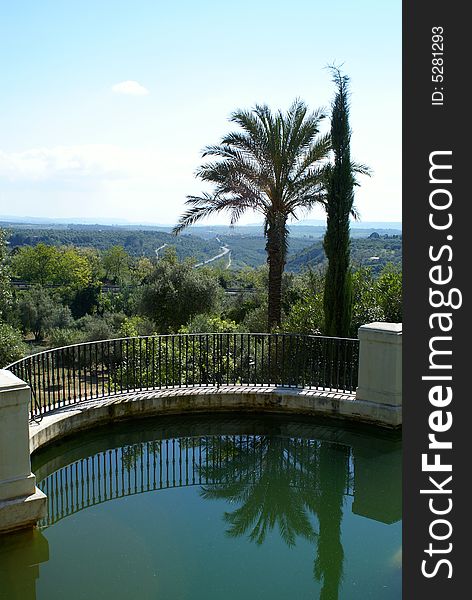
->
<box><xmin>4</xmin><ymin>225</ymin><xmax>401</xmax><ymax>272</ymax></box>
<box><xmin>0</xmin><ymin>225</ymin><xmax>402</xmax><ymax>367</ymax></box>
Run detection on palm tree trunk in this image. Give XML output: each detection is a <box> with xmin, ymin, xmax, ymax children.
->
<box><xmin>266</xmin><ymin>214</ymin><xmax>287</xmax><ymax>331</ymax></box>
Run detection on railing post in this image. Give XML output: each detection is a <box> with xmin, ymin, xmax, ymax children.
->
<box><xmin>356</xmin><ymin>323</ymin><xmax>402</xmax><ymax>425</ymax></box>
<box><xmin>0</xmin><ymin>370</ymin><xmax>47</xmax><ymax>534</ymax></box>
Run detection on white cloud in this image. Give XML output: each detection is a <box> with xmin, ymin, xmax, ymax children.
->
<box><xmin>0</xmin><ymin>144</ymin><xmax>199</xmax><ymax>186</ymax></box>
<box><xmin>111</xmin><ymin>80</ymin><xmax>149</xmax><ymax>96</ymax></box>
<box><xmin>0</xmin><ymin>144</ymin><xmax>197</xmax><ymax>224</ymax></box>
<box><xmin>0</xmin><ymin>145</ymin><xmax>159</xmax><ymax>182</ymax></box>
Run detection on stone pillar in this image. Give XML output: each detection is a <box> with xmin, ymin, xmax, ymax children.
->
<box><xmin>0</xmin><ymin>370</ymin><xmax>46</xmax><ymax>534</ymax></box>
<box><xmin>356</xmin><ymin>323</ymin><xmax>402</xmax><ymax>424</ymax></box>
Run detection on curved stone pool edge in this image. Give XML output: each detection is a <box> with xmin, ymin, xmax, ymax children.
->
<box><xmin>29</xmin><ymin>385</ymin><xmax>401</xmax><ymax>454</ymax></box>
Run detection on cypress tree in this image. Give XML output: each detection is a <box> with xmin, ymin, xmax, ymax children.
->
<box><xmin>323</xmin><ymin>69</ymin><xmax>361</xmax><ymax>337</ymax></box>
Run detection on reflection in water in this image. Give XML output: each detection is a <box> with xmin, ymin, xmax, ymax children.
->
<box><xmin>200</xmin><ymin>437</ymin><xmax>321</xmax><ymax>546</ymax></box>
<box><xmin>199</xmin><ymin>437</ymin><xmax>350</xmax><ymax>599</ymax></box>
<box><xmin>0</xmin><ymin>529</ymin><xmax>49</xmax><ymax>600</ymax></box>
<box><xmin>38</xmin><ymin>435</ymin><xmax>353</xmax><ymax>535</ymax></box>
<box><xmin>0</xmin><ymin>416</ymin><xmax>401</xmax><ymax>600</ymax></box>
<box><xmin>314</xmin><ymin>445</ymin><xmax>348</xmax><ymax>600</ymax></box>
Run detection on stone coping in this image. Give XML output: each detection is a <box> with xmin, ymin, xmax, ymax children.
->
<box><xmin>29</xmin><ymin>385</ymin><xmax>401</xmax><ymax>453</ymax></box>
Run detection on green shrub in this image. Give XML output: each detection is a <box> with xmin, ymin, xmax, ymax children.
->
<box><xmin>180</xmin><ymin>314</ymin><xmax>239</xmax><ymax>334</ymax></box>
<box><xmin>281</xmin><ymin>297</ymin><xmax>323</xmax><ymax>335</ymax></box>
<box><xmin>0</xmin><ymin>323</ymin><xmax>27</xmax><ymax>367</ymax></box>
<box><xmin>48</xmin><ymin>328</ymin><xmax>84</xmax><ymax>348</ymax></box>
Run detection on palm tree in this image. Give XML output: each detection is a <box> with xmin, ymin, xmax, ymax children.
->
<box><xmin>173</xmin><ymin>100</ymin><xmax>330</xmax><ymax>330</ymax></box>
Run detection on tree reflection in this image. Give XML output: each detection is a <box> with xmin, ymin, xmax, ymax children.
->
<box><xmin>314</xmin><ymin>444</ymin><xmax>349</xmax><ymax>600</ymax></box>
<box><xmin>198</xmin><ymin>435</ymin><xmax>349</xmax><ymax>599</ymax></box>
<box><xmin>200</xmin><ymin>436</ymin><xmax>318</xmax><ymax>546</ymax></box>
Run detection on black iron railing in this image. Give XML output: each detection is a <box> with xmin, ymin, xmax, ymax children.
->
<box><xmin>6</xmin><ymin>333</ymin><xmax>359</xmax><ymax>419</ymax></box>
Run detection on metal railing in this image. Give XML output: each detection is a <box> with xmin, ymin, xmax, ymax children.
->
<box><xmin>6</xmin><ymin>333</ymin><xmax>359</xmax><ymax>420</ymax></box>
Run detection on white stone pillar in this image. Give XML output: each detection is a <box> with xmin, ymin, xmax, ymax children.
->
<box><xmin>356</xmin><ymin>323</ymin><xmax>402</xmax><ymax>424</ymax></box>
<box><xmin>0</xmin><ymin>370</ymin><xmax>46</xmax><ymax>534</ymax></box>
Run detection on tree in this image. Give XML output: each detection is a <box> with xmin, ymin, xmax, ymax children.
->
<box><xmin>0</xmin><ymin>229</ymin><xmax>13</xmax><ymax>321</ymax></box>
<box><xmin>11</xmin><ymin>243</ymin><xmax>57</xmax><ymax>285</ymax></box>
<box><xmin>376</xmin><ymin>263</ymin><xmax>402</xmax><ymax>323</ymax></box>
<box><xmin>11</xmin><ymin>243</ymin><xmax>93</xmax><ymax>288</ymax></box>
<box><xmin>102</xmin><ymin>245</ymin><xmax>130</xmax><ymax>284</ymax></box>
<box><xmin>173</xmin><ymin>100</ymin><xmax>330</xmax><ymax>330</ymax></box>
<box><xmin>323</xmin><ymin>69</ymin><xmax>369</xmax><ymax>337</ymax></box>
<box><xmin>349</xmin><ymin>267</ymin><xmax>384</xmax><ymax>336</ymax></box>
<box><xmin>130</xmin><ymin>256</ymin><xmax>154</xmax><ymax>285</ymax></box>
<box><xmin>70</xmin><ymin>282</ymin><xmax>102</xmax><ymax>319</ymax></box>
<box><xmin>0</xmin><ymin>323</ymin><xmax>27</xmax><ymax>367</ymax></box>
<box><xmin>138</xmin><ymin>248</ymin><xmax>220</xmax><ymax>332</ymax></box>
<box><xmin>281</xmin><ymin>269</ymin><xmax>325</xmax><ymax>334</ymax></box>
<box><xmin>18</xmin><ymin>286</ymin><xmax>73</xmax><ymax>342</ymax></box>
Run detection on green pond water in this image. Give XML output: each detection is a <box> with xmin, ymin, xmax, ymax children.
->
<box><xmin>0</xmin><ymin>414</ymin><xmax>401</xmax><ymax>600</ymax></box>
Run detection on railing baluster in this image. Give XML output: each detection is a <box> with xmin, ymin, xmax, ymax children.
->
<box><xmin>192</xmin><ymin>335</ymin><xmax>196</xmax><ymax>385</ymax></box>
<box><xmin>185</xmin><ymin>336</ymin><xmax>189</xmax><ymax>387</ymax></box>
<box><xmin>133</xmin><ymin>338</ymin><xmax>137</xmax><ymax>392</ymax></box>
<box><xmin>178</xmin><ymin>335</ymin><xmax>182</xmax><ymax>387</ymax></box>
<box><xmin>106</xmin><ymin>340</ymin><xmax>111</xmax><ymax>396</ymax></box>
<box><xmin>211</xmin><ymin>334</ymin><xmax>216</xmax><ymax>386</ymax></box>
<box><xmin>82</xmin><ymin>345</ymin><xmax>86</xmax><ymax>402</ymax></box>
<box><xmin>65</xmin><ymin>346</ymin><xmax>70</xmax><ymax>403</ymax></box>
<box><xmin>77</xmin><ymin>345</ymin><xmax>82</xmax><ymax>401</ymax></box>
<box><xmin>40</xmin><ymin>352</ymin><xmax>46</xmax><ymax>411</ymax></box>
<box><xmin>139</xmin><ymin>338</ymin><xmax>143</xmax><ymax>392</ymax></box>
<box><xmin>125</xmin><ymin>339</ymin><xmax>130</xmax><ymax>393</ymax></box>
<box><xmin>94</xmin><ymin>342</ymin><xmax>99</xmax><ymax>398</ymax></box>
<box><xmin>116</xmin><ymin>340</ymin><xmax>121</xmax><ymax>395</ymax></box>
<box><xmin>165</xmin><ymin>337</ymin><xmax>169</xmax><ymax>387</ymax></box>
<box><xmin>61</xmin><ymin>347</ymin><xmax>66</xmax><ymax>403</ymax></box>
<box><xmin>172</xmin><ymin>336</ymin><xmax>175</xmax><ymax>386</ymax></box>
<box><xmin>152</xmin><ymin>337</ymin><xmax>156</xmax><ymax>389</ymax></box>
<box><xmin>158</xmin><ymin>336</ymin><xmax>162</xmax><ymax>389</ymax></box>
<box><xmin>254</xmin><ymin>334</ymin><xmax>258</xmax><ymax>384</ymax></box>
<box><xmin>100</xmin><ymin>342</ymin><xmax>105</xmax><ymax>397</ymax></box>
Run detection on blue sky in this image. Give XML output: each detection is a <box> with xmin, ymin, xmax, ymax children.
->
<box><xmin>0</xmin><ymin>0</ymin><xmax>401</xmax><ymax>225</ymax></box>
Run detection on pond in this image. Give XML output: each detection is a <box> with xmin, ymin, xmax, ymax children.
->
<box><xmin>0</xmin><ymin>414</ymin><xmax>401</xmax><ymax>600</ymax></box>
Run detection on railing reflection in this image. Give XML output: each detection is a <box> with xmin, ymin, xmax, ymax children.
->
<box><xmin>38</xmin><ymin>435</ymin><xmax>355</xmax><ymax>529</ymax></box>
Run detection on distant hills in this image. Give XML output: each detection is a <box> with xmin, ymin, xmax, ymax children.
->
<box><xmin>3</xmin><ymin>219</ymin><xmax>402</xmax><ymax>273</ymax></box>
<box><xmin>286</xmin><ymin>236</ymin><xmax>402</xmax><ymax>274</ymax></box>
<box><xmin>0</xmin><ymin>214</ymin><xmax>401</xmax><ymax>234</ymax></box>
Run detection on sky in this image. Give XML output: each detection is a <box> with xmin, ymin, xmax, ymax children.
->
<box><xmin>0</xmin><ymin>0</ymin><xmax>401</xmax><ymax>226</ymax></box>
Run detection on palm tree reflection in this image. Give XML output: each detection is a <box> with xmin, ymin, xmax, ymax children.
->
<box><xmin>198</xmin><ymin>435</ymin><xmax>349</xmax><ymax>599</ymax></box>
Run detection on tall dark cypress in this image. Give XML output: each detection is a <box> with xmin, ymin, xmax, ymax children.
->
<box><xmin>323</xmin><ymin>70</ymin><xmax>355</xmax><ymax>337</ymax></box>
